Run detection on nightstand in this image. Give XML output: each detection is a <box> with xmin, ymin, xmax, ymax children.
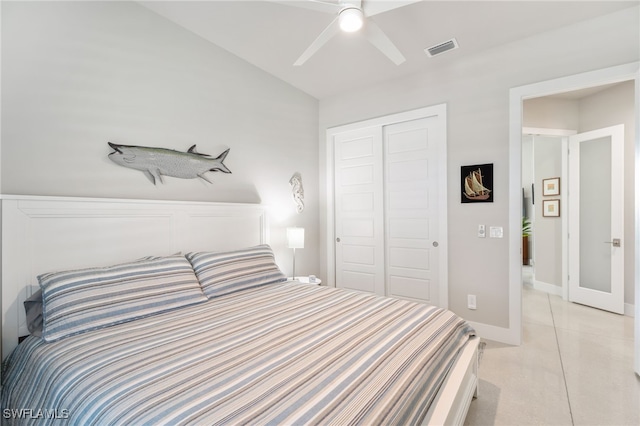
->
<box><xmin>288</xmin><ymin>276</ymin><xmax>321</xmax><ymax>285</ymax></box>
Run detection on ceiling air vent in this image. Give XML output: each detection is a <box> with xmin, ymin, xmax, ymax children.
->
<box><xmin>425</xmin><ymin>38</ymin><xmax>459</xmax><ymax>57</ymax></box>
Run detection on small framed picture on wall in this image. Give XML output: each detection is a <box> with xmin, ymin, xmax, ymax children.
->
<box><xmin>542</xmin><ymin>177</ymin><xmax>560</xmax><ymax>196</ymax></box>
<box><xmin>543</xmin><ymin>199</ymin><xmax>560</xmax><ymax>217</ymax></box>
<box><xmin>461</xmin><ymin>163</ymin><xmax>493</xmax><ymax>203</ymax></box>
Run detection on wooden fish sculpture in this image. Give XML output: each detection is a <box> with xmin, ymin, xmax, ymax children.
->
<box><xmin>108</xmin><ymin>142</ymin><xmax>231</xmax><ymax>185</ymax></box>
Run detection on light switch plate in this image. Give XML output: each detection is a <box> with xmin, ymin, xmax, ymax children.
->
<box><xmin>467</xmin><ymin>294</ymin><xmax>477</xmax><ymax>310</ymax></box>
<box><xmin>490</xmin><ymin>226</ymin><xmax>503</xmax><ymax>238</ymax></box>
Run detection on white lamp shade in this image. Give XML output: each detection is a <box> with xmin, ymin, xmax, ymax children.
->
<box><xmin>287</xmin><ymin>227</ymin><xmax>305</xmax><ymax>249</ymax></box>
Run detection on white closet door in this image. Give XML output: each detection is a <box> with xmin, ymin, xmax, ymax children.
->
<box><xmin>384</xmin><ymin>117</ymin><xmax>440</xmax><ymax>304</ymax></box>
<box><xmin>334</xmin><ymin>127</ymin><xmax>385</xmax><ymax>295</ymax></box>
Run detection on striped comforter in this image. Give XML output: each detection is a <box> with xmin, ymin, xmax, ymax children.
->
<box><xmin>2</xmin><ymin>282</ymin><xmax>475</xmax><ymax>425</ymax></box>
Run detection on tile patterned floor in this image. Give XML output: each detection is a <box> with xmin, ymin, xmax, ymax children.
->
<box><xmin>464</xmin><ymin>281</ymin><xmax>639</xmax><ymax>425</ymax></box>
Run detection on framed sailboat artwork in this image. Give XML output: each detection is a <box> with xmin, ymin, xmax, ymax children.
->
<box><xmin>461</xmin><ymin>163</ymin><xmax>493</xmax><ymax>203</ymax></box>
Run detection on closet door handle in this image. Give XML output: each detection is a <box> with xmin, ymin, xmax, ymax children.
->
<box><xmin>432</xmin><ymin>241</ymin><xmax>439</xmax><ymax>247</ymax></box>
<box><xmin>336</xmin><ymin>238</ymin><xmax>341</xmax><ymax>243</ymax></box>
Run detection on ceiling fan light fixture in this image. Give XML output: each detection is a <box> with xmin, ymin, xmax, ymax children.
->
<box><xmin>339</xmin><ymin>7</ymin><xmax>364</xmax><ymax>32</ymax></box>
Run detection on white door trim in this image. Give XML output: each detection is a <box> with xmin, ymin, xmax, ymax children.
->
<box><xmin>325</xmin><ymin>104</ymin><xmax>448</xmax><ymax>308</ymax></box>
<box><xmin>509</xmin><ymin>62</ymin><xmax>639</xmax><ymax>367</ymax></box>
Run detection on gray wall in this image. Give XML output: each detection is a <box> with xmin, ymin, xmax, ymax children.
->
<box><xmin>1</xmin><ymin>1</ymin><xmax>320</xmax><ymax>277</ymax></box>
<box><xmin>524</xmin><ymin>98</ymin><xmax>580</xmax><ymax>130</ymax></box>
<box><xmin>319</xmin><ymin>7</ymin><xmax>639</xmax><ymax>327</ymax></box>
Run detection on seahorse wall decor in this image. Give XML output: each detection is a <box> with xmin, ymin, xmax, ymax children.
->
<box><xmin>289</xmin><ymin>172</ymin><xmax>304</xmax><ymax>213</ymax></box>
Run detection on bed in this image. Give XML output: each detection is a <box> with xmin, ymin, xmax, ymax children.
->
<box><xmin>1</xmin><ymin>196</ymin><xmax>478</xmax><ymax>425</ymax></box>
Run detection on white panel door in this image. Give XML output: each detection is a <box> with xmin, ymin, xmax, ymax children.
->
<box><xmin>334</xmin><ymin>127</ymin><xmax>385</xmax><ymax>295</ymax></box>
<box><xmin>568</xmin><ymin>124</ymin><xmax>624</xmax><ymax>314</ymax></box>
<box><xmin>384</xmin><ymin>117</ymin><xmax>440</xmax><ymax>304</ymax></box>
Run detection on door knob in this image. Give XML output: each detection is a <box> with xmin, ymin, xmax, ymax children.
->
<box><xmin>604</xmin><ymin>238</ymin><xmax>621</xmax><ymax>247</ymax></box>
<box><xmin>336</xmin><ymin>238</ymin><xmax>341</xmax><ymax>243</ymax></box>
<box><xmin>432</xmin><ymin>241</ymin><xmax>439</xmax><ymax>247</ymax></box>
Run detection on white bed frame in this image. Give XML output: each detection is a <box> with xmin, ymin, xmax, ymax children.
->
<box><xmin>422</xmin><ymin>335</ymin><xmax>479</xmax><ymax>425</ymax></box>
<box><xmin>1</xmin><ymin>195</ymin><xmax>478</xmax><ymax>425</ymax></box>
<box><xmin>1</xmin><ymin>195</ymin><xmax>268</xmax><ymax>360</ymax></box>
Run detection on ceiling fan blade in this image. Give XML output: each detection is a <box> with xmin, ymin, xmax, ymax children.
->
<box><xmin>272</xmin><ymin>0</ymin><xmax>341</xmax><ymax>15</ymax></box>
<box><xmin>363</xmin><ymin>20</ymin><xmax>405</xmax><ymax>65</ymax></box>
<box><xmin>362</xmin><ymin>0</ymin><xmax>421</xmax><ymax>17</ymax></box>
<box><xmin>294</xmin><ymin>16</ymin><xmax>341</xmax><ymax>66</ymax></box>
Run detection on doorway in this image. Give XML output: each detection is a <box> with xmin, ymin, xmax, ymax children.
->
<box><xmin>509</xmin><ymin>62</ymin><xmax>639</xmax><ymax>374</ymax></box>
<box><xmin>521</xmin><ymin>131</ymin><xmax>571</xmax><ymax>298</ymax></box>
<box><xmin>522</xmin><ymin>125</ymin><xmax>626</xmax><ymax>315</ymax></box>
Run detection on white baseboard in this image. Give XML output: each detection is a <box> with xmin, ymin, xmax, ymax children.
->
<box><xmin>532</xmin><ymin>280</ymin><xmax>563</xmax><ymax>297</ymax></box>
<box><xmin>532</xmin><ymin>280</ymin><xmax>634</xmax><ymax>317</ymax></box>
<box><xmin>625</xmin><ymin>303</ymin><xmax>635</xmax><ymax>318</ymax></box>
<box><xmin>467</xmin><ymin>321</ymin><xmax>519</xmax><ymax>346</ymax></box>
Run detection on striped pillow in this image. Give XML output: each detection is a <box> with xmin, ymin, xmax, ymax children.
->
<box><xmin>186</xmin><ymin>245</ymin><xmax>287</xmax><ymax>298</ymax></box>
<box><xmin>38</xmin><ymin>255</ymin><xmax>207</xmax><ymax>342</ymax></box>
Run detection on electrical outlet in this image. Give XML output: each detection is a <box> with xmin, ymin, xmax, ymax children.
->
<box><xmin>467</xmin><ymin>294</ymin><xmax>477</xmax><ymax>310</ymax></box>
<box><xmin>478</xmin><ymin>224</ymin><xmax>486</xmax><ymax>238</ymax></box>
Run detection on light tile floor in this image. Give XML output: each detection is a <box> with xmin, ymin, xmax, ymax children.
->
<box><xmin>465</xmin><ymin>278</ymin><xmax>639</xmax><ymax>425</ymax></box>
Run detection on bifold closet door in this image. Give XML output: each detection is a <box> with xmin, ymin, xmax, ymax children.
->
<box><xmin>384</xmin><ymin>117</ymin><xmax>440</xmax><ymax>304</ymax></box>
<box><xmin>334</xmin><ymin>127</ymin><xmax>385</xmax><ymax>296</ymax></box>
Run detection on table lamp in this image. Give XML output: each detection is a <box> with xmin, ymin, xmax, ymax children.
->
<box><xmin>286</xmin><ymin>227</ymin><xmax>304</xmax><ymax>280</ymax></box>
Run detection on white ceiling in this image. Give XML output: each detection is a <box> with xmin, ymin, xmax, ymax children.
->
<box><xmin>140</xmin><ymin>1</ymin><xmax>638</xmax><ymax>100</ymax></box>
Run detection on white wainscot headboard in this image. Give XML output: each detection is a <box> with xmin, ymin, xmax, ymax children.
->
<box><xmin>1</xmin><ymin>195</ymin><xmax>267</xmax><ymax>360</ymax></box>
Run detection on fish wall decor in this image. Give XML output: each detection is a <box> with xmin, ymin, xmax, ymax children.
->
<box><xmin>108</xmin><ymin>142</ymin><xmax>231</xmax><ymax>185</ymax></box>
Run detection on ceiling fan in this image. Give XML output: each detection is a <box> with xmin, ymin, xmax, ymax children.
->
<box><xmin>278</xmin><ymin>0</ymin><xmax>419</xmax><ymax>66</ymax></box>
